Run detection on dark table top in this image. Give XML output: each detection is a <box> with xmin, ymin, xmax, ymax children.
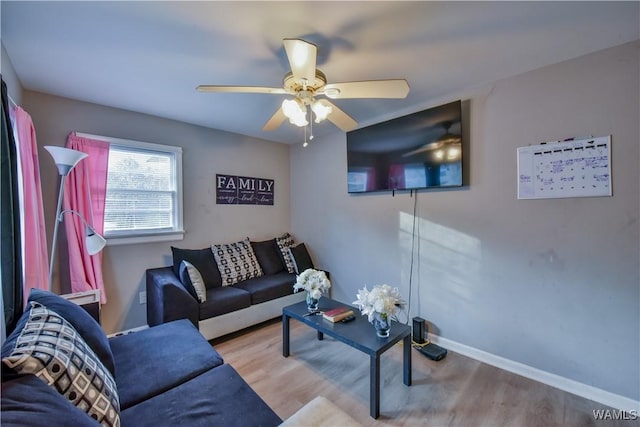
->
<box><xmin>283</xmin><ymin>296</ymin><xmax>411</xmax><ymax>357</ymax></box>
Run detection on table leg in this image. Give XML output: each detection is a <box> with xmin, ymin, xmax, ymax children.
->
<box><xmin>403</xmin><ymin>334</ymin><xmax>412</xmax><ymax>386</ymax></box>
<box><xmin>370</xmin><ymin>355</ymin><xmax>380</xmax><ymax>419</ymax></box>
<box><xmin>317</xmin><ymin>330</ymin><xmax>324</xmax><ymax>341</ymax></box>
<box><xmin>283</xmin><ymin>314</ymin><xmax>290</xmax><ymax>357</ymax></box>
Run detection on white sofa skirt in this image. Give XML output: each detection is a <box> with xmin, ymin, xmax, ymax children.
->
<box><xmin>198</xmin><ymin>292</ymin><xmax>306</xmax><ymax>341</ymax></box>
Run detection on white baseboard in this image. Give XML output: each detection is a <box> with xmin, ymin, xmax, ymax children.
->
<box><xmin>428</xmin><ymin>333</ymin><xmax>640</xmax><ymax>412</ymax></box>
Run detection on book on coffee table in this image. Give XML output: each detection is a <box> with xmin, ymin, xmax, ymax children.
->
<box><xmin>322</xmin><ymin>306</ymin><xmax>354</xmax><ymax>322</ymax></box>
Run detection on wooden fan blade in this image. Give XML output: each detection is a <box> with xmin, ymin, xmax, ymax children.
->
<box><xmin>197</xmin><ymin>85</ymin><xmax>287</xmax><ymax>94</ymax></box>
<box><xmin>283</xmin><ymin>39</ymin><xmax>317</xmax><ymax>83</ymax></box>
<box><xmin>324</xmin><ymin>100</ymin><xmax>358</xmax><ymax>132</ymax></box>
<box><xmin>321</xmin><ymin>79</ymin><xmax>410</xmax><ymax>99</ymax></box>
<box><xmin>263</xmin><ymin>107</ymin><xmax>287</xmax><ymax>131</ymax></box>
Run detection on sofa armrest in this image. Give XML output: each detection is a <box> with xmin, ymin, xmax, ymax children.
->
<box><xmin>146</xmin><ymin>267</ymin><xmax>199</xmax><ymax>328</ymax></box>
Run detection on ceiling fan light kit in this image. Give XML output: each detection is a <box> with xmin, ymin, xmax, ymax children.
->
<box><xmin>197</xmin><ymin>38</ymin><xmax>410</xmax><ymax>143</ymax></box>
<box><xmin>311</xmin><ymin>99</ymin><xmax>332</xmax><ymax>123</ymax></box>
<box><xmin>282</xmin><ymin>98</ymin><xmax>308</xmax><ymax>127</ymax></box>
<box><xmin>281</xmin><ymin>96</ymin><xmax>333</xmax><ymax>128</ymax></box>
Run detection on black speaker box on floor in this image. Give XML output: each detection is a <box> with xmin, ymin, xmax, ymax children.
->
<box><xmin>417</xmin><ymin>343</ymin><xmax>448</xmax><ymax>361</ymax></box>
<box><xmin>412</xmin><ymin>316</ymin><xmax>447</xmax><ymax>361</ymax></box>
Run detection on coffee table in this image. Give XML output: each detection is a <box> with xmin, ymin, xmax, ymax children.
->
<box><xmin>282</xmin><ymin>297</ymin><xmax>411</xmax><ymax>419</ymax></box>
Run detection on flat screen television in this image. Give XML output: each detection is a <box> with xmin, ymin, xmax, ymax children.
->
<box><xmin>347</xmin><ymin>100</ymin><xmax>463</xmax><ymax>193</ymax></box>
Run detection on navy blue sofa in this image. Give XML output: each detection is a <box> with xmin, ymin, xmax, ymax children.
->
<box><xmin>1</xmin><ymin>290</ymin><xmax>281</xmax><ymax>426</ymax></box>
<box><xmin>147</xmin><ymin>238</ymin><xmax>317</xmax><ymax>340</ymax></box>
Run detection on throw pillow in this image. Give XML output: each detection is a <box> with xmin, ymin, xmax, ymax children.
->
<box><xmin>2</xmin><ymin>303</ymin><xmax>120</xmax><ymax>427</ymax></box>
<box><xmin>177</xmin><ymin>263</ymin><xmax>199</xmax><ymax>301</ymax></box>
<box><xmin>179</xmin><ymin>261</ymin><xmax>207</xmax><ymax>303</ymax></box>
<box><xmin>275</xmin><ymin>232</ymin><xmax>297</xmax><ymax>273</ymax></box>
<box><xmin>25</xmin><ymin>289</ymin><xmax>116</xmax><ymax>377</ymax></box>
<box><xmin>251</xmin><ymin>239</ymin><xmax>285</xmax><ymax>275</ymax></box>
<box><xmin>171</xmin><ymin>247</ymin><xmax>222</xmax><ymax>289</ymax></box>
<box><xmin>212</xmin><ymin>238</ymin><xmax>263</xmax><ymax>286</ymax></box>
<box><xmin>289</xmin><ymin>243</ymin><xmax>314</xmax><ymax>274</ymax></box>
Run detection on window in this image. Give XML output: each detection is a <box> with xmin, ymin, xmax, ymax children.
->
<box><xmin>77</xmin><ymin>133</ymin><xmax>183</xmax><ymax>245</ymax></box>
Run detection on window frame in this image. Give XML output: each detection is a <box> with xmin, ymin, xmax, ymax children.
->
<box><xmin>76</xmin><ymin>132</ymin><xmax>184</xmax><ymax>246</ymax></box>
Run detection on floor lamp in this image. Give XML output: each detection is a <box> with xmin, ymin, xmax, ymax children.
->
<box><xmin>45</xmin><ymin>146</ymin><xmax>107</xmax><ymax>292</ymax></box>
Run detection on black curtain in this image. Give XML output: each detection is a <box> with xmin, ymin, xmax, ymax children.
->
<box><xmin>1</xmin><ymin>76</ymin><xmax>23</xmax><ymax>335</ymax></box>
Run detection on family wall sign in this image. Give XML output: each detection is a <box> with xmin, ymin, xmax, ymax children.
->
<box><xmin>216</xmin><ymin>174</ymin><xmax>274</xmax><ymax>205</ymax></box>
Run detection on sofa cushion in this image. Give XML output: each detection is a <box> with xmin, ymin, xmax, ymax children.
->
<box><xmin>1</xmin><ymin>374</ymin><xmax>99</xmax><ymax>427</ymax></box>
<box><xmin>251</xmin><ymin>238</ymin><xmax>285</xmax><ymax>275</ymax></box>
<box><xmin>212</xmin><ymin>238</ymin><xmax>263</xmax><ymax>286</ymax></box>
<box><xmin>2</xmin><ymin>303</ymin><xmax>120</xmax><ymax>426</ymax></box>
<box><xmin>22</xmin><ymin>289</ymin><xmax>116</xmax><ymax>376</ymax></box>
<box><xmin>235</xmin><ymin>272</ymin><xmax>296</xmax><ymax>305</ymax></box>
<box><xmin>109</xmin><ymin>319</ymin><xmax>224</xmax><ymax>410</ymax></box>
<box><xmin>179</xmin><ymin>261</ymin><xmax>207</xmax><ymax>302</ymax></box>
<box><xmin>199</xmin><ymin>286</ymin><xmax>252</xmax><ymax>320</ymax></box>
<box><xmin>171</xmin><ymin>246</ymin><xmax>222</xmax><ymax>289</ymax></box>
<box><xmin>120</xmin><ymin>364</ymin><xmax>281</xmax><ymax>427</ymax></box>
<box><xmin>275</xmin><ymin>232</ymin><xmax>297</xmax><ymax>273</ymax></box>
<box><xmin>289</xmin><ymin>243</ymin><xmax>314</xmax><ymax>274</ymax></box>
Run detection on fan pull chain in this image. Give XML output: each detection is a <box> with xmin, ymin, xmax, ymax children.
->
<box><xmin>303</xmin><ymin>107</ymin><xmax>312</xmax><ymax>147</ymax></box>
<box><xmin>303</xmin><ymin>117</ymin><xmax>308</xmax><ymax>147</ymax></box>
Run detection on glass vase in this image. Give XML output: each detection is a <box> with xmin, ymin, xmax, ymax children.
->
<box><xmin>306</xmin><ymin>292</ymin><xmax>319</xmax><ymax>312</ymax></box>
<box><xmin>372</xmin><ymin>312</ymin><xmax>391</xmax><ymax>338</ymax></box>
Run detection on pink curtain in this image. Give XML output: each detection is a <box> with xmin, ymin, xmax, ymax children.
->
<box><xmin>13</xmin><ymin>107</ymin><xmax>49</xmax><ymax>298</ymax></box>
<box><xmin>64</xmin><ymin>133</ymin><xmax>109</xmax><ymax>303</ymax></box>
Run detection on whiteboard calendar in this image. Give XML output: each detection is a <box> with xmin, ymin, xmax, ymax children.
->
<box><xmin>517</xmin><ymin>136</ymin><xmax>611</xmax><ymax>199</ymax></box>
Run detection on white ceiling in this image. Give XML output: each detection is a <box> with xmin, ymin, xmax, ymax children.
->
<box><xmin>2</xmin><ymin>1</ymin><xmax>638</xmax><ymax>145</ymax></box>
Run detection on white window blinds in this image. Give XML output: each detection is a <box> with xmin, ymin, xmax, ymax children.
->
<box><xmin>76</xmin><ymin>132</ymin><xmax>183</xmax><ymax>244</ymax></box>
<box><xmin>105</xmin><ymin>146</ymin><xmax>177</xmax><ymax>234</ymax></box>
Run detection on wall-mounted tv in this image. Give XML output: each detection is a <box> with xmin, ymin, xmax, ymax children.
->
<box><xmin>347</xmin><ymin>100</ymin><xmax>463</xmax><ymax>193</ymax></box>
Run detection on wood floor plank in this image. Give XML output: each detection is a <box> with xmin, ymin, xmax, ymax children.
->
<box><xmin>210</xmin><ymin>319</ymin><xmax>630</xmax><ymax>426</ymax></box>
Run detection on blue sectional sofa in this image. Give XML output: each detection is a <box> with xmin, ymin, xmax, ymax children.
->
<box><xmin>1</xmin><ymin>290</ymin><xmax>281</xmax><ymax>426</ymax></box>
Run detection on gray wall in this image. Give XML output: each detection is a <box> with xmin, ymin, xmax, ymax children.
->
<box><xmin>290</xmin><ymin>41</ymin><xmax>639</xmax><ymax>401</ymax></box>
<box><xmin>24</xmin><ymin>92</ymin><xmax>291</xmax><ymax>334</ymax></box>
<box><xmin>1</xmin><ymin>42</ymin><xmax>23</xmax><ymax>104</ymax></box>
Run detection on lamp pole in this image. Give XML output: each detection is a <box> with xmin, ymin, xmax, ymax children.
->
<box><xmin>48</xmin><ymin>176</ymin><xmax>67</xmax><ymax>291</ymax></box>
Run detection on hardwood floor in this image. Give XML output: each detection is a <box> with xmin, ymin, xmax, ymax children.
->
<box><xmin>211</xmin><ymin>319</ymin><xmax>629</xmax><ymax>427</ymax></box>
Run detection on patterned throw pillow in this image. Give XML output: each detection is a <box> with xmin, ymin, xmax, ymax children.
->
<box><xmin>180</xmin><ymin>260</ymin><xmax>207</xmax><ymax>302</ymax></box>
<box><xmin>2</xmin><ymin>303</ymin><xmax>120</xmax><ymax>427</ymax></box>
<box><xmin>212</xmin><ymin>238</ymin><xmax>264</xmax><ymax>286</ymax></box>
<box><xmin>275</xmin><ymin>233</ymin><xmax>297</xmax><ymax>273</ymax></box>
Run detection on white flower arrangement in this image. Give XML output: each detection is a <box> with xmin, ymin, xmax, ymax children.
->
<box><xmin>293</xmin><ymin>268</ymin><xmax>331</xmax><ymax>300</ymax></box>
<box><xmin>352</xmin><ymin>284</ymin><xmax>406</xmax><ymax>322</ymax></box>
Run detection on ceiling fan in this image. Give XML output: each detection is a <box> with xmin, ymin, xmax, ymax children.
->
<box><xmin>197</xmin><ymin>38</ymin><xmax>410</xmax><ymax>133</ymax></box>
